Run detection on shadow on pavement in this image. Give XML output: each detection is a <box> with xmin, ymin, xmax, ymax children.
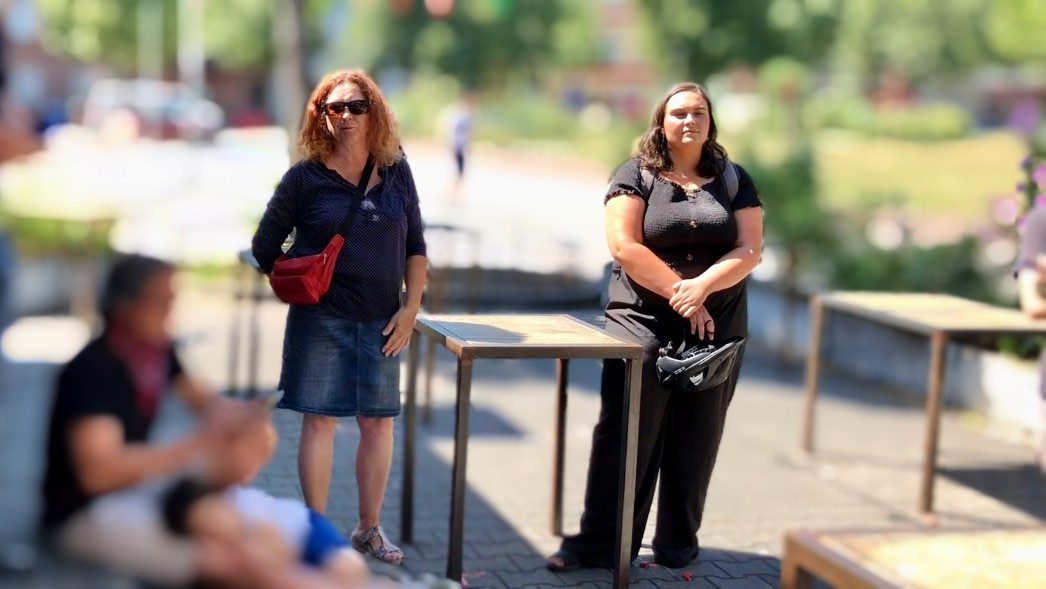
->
<box><xmin>940</xmin><ymin>464</ymin><xmax>1046</xmax><ymax>520</ymax></box>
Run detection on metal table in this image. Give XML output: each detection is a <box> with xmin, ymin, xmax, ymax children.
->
<box><xmin>800</xmin><ymin>291</ymin><xmax>1046</xmax><ymax>518</ymax></box>
<box><xmin>399</xmin><ymin>314</ymin><xmax>643</xmax><ymax>588</ymax></box>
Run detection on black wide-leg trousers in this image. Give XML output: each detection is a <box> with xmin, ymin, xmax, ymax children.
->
<box><xmin>560</xmin><ymin>325</ymin><xmax>739</xmax><ymax>568</ymax></box>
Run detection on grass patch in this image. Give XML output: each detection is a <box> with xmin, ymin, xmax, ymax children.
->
<box><xmin>812</xmin><ymin>130</ymin><xmax>1027</xmax><ymax>221</ymax></box>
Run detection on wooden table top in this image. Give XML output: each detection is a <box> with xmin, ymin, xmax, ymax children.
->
<box><xmin>415</xmin><ymin>314</ymin><xmax>642</xmax><ymax>360</ymax></box>
<box><xmin>818</xmin><ymin>291</ymin><xmax>1046</xmax><ymax>336</ymax></box>
<box><xmin>792</xmin><ymin>527</ymin><xmax>1046</xmax><ymax>589</ymax></box>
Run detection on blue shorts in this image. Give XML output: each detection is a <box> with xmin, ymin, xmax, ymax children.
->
<box><xmin>278</xmin><ymin>305</ymin><xmax>401</xmax><ymax>417</ymax></box>
<box><xmin>302</xmin><ymin>509</ymin><xmax>349</xmax><ymax>567</ymax></box>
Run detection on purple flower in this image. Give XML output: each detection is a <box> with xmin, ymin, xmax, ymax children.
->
<box><xmin>1034</xmin><ymin>164</ymin><xmax>1046</xmax><ymax>187</ymax></box>
<box><xmin>1017</xmin><ymin>182</ymin><xmax>1028</xmax><ymax>193</ymax></box>
<box><xmin>1010</xmin><ymin>99</ymin><xmax>1042</xmax><ymax>138</ymax></box>
<box><xmin>1036</xmin><ymin>194</ymin><xmax>1046</xmax><ymax>209</ymax></box>
<box><xmin>994</xmin><ymin>196</ymin><xmax>1021</xmax><ymax>224</ymax></box>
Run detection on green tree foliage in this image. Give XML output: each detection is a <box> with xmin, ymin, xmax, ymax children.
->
<box><xmin>634</xmin><ymin>0</ymin><xmax>1046</xmax><ymax>84</ymax></box>
<box><xmin>829</xmin><ymin>0</ymin><xmax>1046</xmax><ymax>83</ymax></box>
<box><xmin>37</xmin><ymin>0</ymin><xmax>177</xmax><ymax>73</ymax></box>
<box><xmin>741</xmin><ymin>143</ymin><xmax>837</xmax><ymax>294</ymax></box>
<box><xmin>983</xmin><ymin>0</ymin><xmax>1046</xmax><ymax>64</ymax></box>
<box><xmin>634</xmin><ymin>0</ymin><xmax>839</xmax><ymax>79</ymax></box>
<box><xmin>35</xmin><ymin>0</ymin><xmax>330</xmax><ymax>74</ymax></box>
<box><xmin>362</xmin><ymin>0</ymin><xmax>600</xmax><ymax>90</ymax></box>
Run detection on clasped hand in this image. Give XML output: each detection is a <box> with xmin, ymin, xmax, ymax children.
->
<box><xmin>670</xmin><ymin>278</ymin><xmax>715</xmax><ymax>339</ymax></box>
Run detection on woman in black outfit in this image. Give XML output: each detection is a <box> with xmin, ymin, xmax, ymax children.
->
<box><xmin>548</xmin><ymin>82</ymin><xmax>763</xmax><ymax>570</ymax></box>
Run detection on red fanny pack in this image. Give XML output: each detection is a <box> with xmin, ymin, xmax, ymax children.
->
<box><xmin>268</xmin><ymin>157</ymin><xmax>375</xmax><ymax>305</ymax></box>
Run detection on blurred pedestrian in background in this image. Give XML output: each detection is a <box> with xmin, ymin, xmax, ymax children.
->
<box><xmin>1015</xmin><ymin>204</ymin><xmax>1046</xmax><ymax>472</ymax></box>
<box><xmin>443</xmin><ymin>94</ymin><xmax>473</xmax><ymax>199</ymax></box>
<box><xmin>252</xmin><ymin>69</ymin><xmax>427</xmax><ymax>566</ymax></box>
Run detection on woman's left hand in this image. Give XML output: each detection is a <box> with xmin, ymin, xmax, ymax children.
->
<box><xmin>670</xmin><ymin>278</ymin><xmax>709</xmax><ymax>318</ymax></box>
<box><xmin>382</xmin><ymin>306</ymin><xmax>418</xmax><ymax>357</ymax></box>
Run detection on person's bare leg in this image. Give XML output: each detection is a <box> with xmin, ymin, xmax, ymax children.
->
<box><xmin>198</xmin><ymin>537</ymin><xmax>343</xmax><ymax>589</ymax></box>
<box><xmin>323</xmin><ymin>548</ymin><xmax>370</xmax><ymax>587</ymax></box>
<box><xmin>299</xmin><ymin>414</ymin><xmax>338</xmax><ymax>513</ymax></box>
<box><xmin>355</xmin><ymin>416</ymin><xmax>394</xmax><ymax>529</ymax></box>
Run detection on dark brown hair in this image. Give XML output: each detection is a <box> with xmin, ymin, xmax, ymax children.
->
<box><xmin>298</xmin><ymin>69</ymin><xmax>401</xmax><ymax>168</ymax></box>
<box><xmin>100</xmin><ymin>254</ymin><xmax>175</xmax><ymax>325</ymax></box>
<box><xmin>635</xmin><ymin>82</ymin><xmax>728</xmax><ymax>177</ymax></box>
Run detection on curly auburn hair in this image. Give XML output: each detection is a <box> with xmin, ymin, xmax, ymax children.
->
<box><xmin>298</xmin><ymin>70</ymin><xmax>402</xmax><ymax>168</ymax></box>
<box><xmin>635</xmin><ymin>82</ymin><xmax>728</xmax><ymax>178</ymax></box>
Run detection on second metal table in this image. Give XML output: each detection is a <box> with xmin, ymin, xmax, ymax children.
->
<box><xmin>399</xmin><ymin>314</ymin><xmax>644</xmax><ymax>589</ymax></box>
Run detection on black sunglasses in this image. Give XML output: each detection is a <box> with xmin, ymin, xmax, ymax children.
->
<box><xmin>323</xmin><ymin>100</ymin><xmax>371</xmax><ymax>116</ymax></box>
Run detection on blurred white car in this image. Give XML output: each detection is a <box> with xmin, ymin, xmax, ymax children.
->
<box><xmin>82</xmin><ymin>78</ymin><xmax>224</xmax><ymax>140</ymax></box>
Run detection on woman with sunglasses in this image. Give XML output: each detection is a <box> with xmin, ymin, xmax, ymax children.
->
<box><xmin>252</xmin><ymin>70</ymin><xmax>427</xmax><ymax>566</ymax></box>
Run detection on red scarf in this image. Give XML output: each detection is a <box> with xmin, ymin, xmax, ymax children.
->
<box><xmin>106</xmin><ymin>325</ymin><xmax>171</xmax><ymax>422</ymax></box>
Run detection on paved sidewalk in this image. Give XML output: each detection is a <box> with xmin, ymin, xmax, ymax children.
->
<box><xmin>208</xmin><ymin>297</ymin><xmax>1046</xmax><ymax>588</ymax></box>
<box><xmin>2</xmin><ymin>294</ymin><xmax>1045</xmax><ymax>588</ymax></box>
<box><xmin>255</xmin><ymin>346</ymin><xmax>1043</xmax><ymax>589</ymax></box>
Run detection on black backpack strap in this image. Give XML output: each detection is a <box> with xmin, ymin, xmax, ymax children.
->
<box><xmin>640</xmin><ymin>165</ymin><xmax>655</xmax><ymax>200</ymax></box>
<box><xmin>722</xmin><ymin>158</ymin><xmax>739</xmax><ymax>203</ymax></box>
<box><xmin>335</xmin><ymin>156</ymin><xmax>375</xmax><ymax>238</ymax></box>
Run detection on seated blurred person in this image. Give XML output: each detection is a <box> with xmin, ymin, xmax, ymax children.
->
<box><xmin>1016</xmin><ymin>206</ymin><xmax>1046</xmax><ymax>472</ymax></box>
<box><xmin>163</xmin><ymin>414</ymin><xmax>371</xmax><ymax>588</ymax></box>
<box><xmin>38</xmin><ymin>254</ymin><xmax>265</xmax><ymax>586</ymax></box>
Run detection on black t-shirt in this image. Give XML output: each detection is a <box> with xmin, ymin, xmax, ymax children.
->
<box><xmin>40</xmin><ymin>335</ymin><xmax>183</xmax><ymax>528</ymax></box>
<box><xmin>603</xmin><ymin>157</ymin><xmax>762</xmax><ymax>323</ymax></box>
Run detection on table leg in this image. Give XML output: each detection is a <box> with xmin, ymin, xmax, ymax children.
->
<box><xmin>423</xmin><ymin>334</ymin><xmax>436</xmax><ymax>424</ymax></box>
<box><xmin>227</xmin><ymin>262</ymin><xmax>244</xmax><ymax>396</ymax></box>
<box><xmin>245</xmin><ymin>270</ymin><xmax>263</xmax><ymax>400</ymax></box>
<box><xmin>447</xmin><ymin>357</ymin><xmax>473</xmax><ymax>581</ymax></box>
<box><xmin>920</xmin><ymin>330</ymin><xmax>949</xmax><ymax>519</ymax></box>
<box><xmin>400</xmin><ymin>334</ymin><xmax>421</xmax><ymax>544</ymax></box>
<box><xmin>780</xmin><ymin>535</ymin><xmax>815</xmax><ymax>589</ymax></box>
<box><xmin>613</xmin><ymin>356</ymin><xmax>642</xmax><ymax>589</ymax></box>
<box><xmin>551</xmin><ymin>358</ymin><xmax>569</xmax><ymax>536</ymax></box>
<box><xmin>800</xmin><ymin>296</ymin><xmax>825</xmax><ymax>454</ymax></box>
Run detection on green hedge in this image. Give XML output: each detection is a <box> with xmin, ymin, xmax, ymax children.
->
<box><xmin>805</xmin><ymin>96</ymin><xmax>971</xmax><ymax>141</ymax></box>
<box><xmin>0</xmin><ymin>211</ymin><xmax>113</xmax><ymax>258</ymax></box>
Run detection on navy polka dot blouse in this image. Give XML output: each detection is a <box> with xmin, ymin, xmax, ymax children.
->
<box><xmin>252</xmin><ymin>155</ymin><xmax>427</xmax><ymax>322</ymax></box>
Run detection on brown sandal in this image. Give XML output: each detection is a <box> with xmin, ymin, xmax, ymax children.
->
<box><xmin>351</xmin><ymin>526</ymin><xmax>404</xmax><ymax>565</ymax></box>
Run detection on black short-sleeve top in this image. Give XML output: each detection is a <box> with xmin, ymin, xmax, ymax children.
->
<box><xmin>40</xmin><ymin>336</ymin><xmax>184</xmax><ymax>528</ymax></box>
<box><xmin>604</xmin><ymin>157</ymin><xmax>761</xmax><ymax>313</ymax></box>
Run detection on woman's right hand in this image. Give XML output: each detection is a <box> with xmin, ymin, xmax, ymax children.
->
<box><xmin>689</xmin><ymin>305</ymin><xmax>715</xmax><ymax>340</ymax></box>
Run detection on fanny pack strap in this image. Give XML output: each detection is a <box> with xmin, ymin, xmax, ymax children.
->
<box><xmin>333</xmin><ymin>155</ymin><xmax>375</xmax><ymax>240</ymax></box>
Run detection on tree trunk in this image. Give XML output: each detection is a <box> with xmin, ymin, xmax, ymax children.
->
<box><xmin>272</xmin><ymin>0</ymin><xmax>311</xmax><ymax>159</ymax></box>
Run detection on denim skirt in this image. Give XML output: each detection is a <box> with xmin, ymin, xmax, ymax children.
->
<box><xmin>277</xmin><ymin>305</ymin><xmax>401</xmax><ymax>417</ymax></box>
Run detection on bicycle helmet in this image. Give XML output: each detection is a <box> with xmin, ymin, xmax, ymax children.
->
<box><xmin>656</xmin><ymin>336</ymin><xmax>745</xmax><ymax>392</ymax></box>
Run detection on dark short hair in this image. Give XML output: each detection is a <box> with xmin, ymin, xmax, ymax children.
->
<box><xmin>99</xmin><ymin>254</ymin><xmax>175</xmax><ymax>323</ymax></box>
<box><xmin>635</xmin><ymin>82</ymin><xmax>728</xmax><ymax>178</ymax></box>
<box><xmin>161</xmin><ymin>477</ymin><xmax>221</xmax><ymax>536</ymax></box>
